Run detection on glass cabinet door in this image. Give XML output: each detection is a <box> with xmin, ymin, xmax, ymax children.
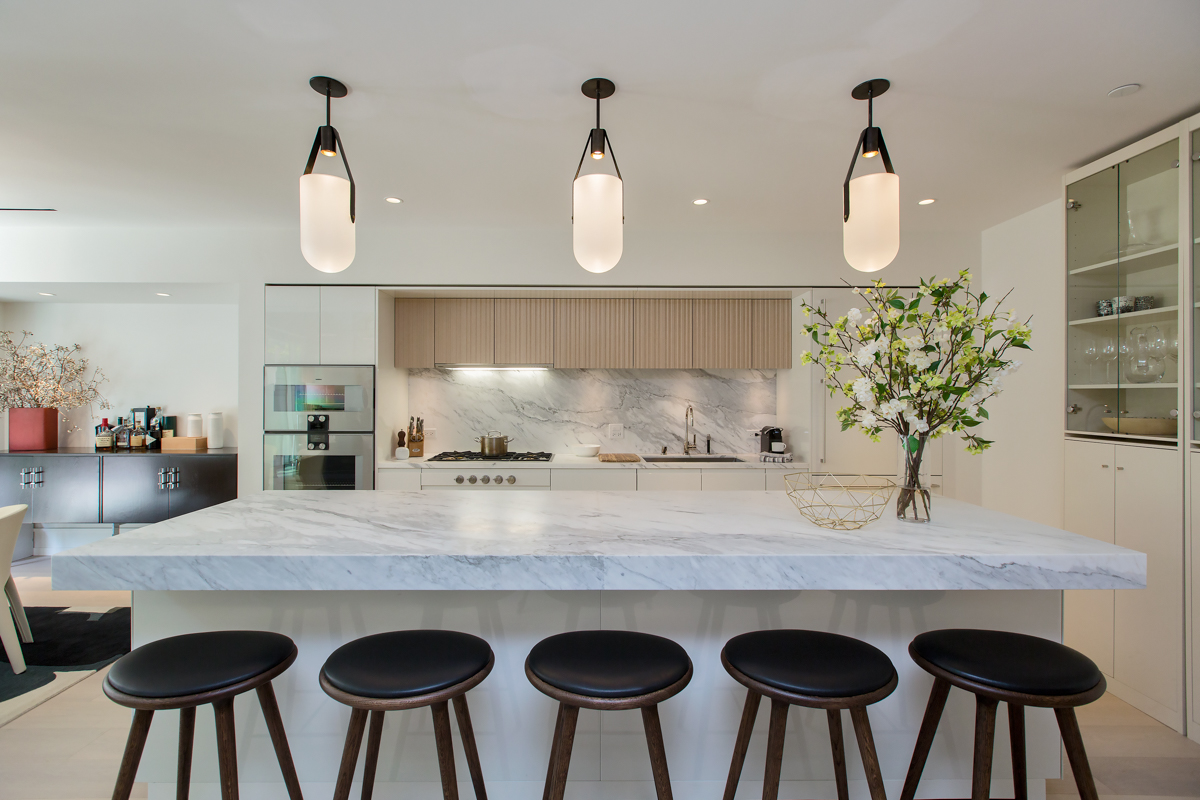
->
<box><xmin>1193</xmin><ymin>129</ymin><xmax>1200</xmax><ymax>442</ymax></box>
<box><xmin>1067</xmin><ymin>139</ymin><xmax>1180</xmax><ymax>439</ymax></box>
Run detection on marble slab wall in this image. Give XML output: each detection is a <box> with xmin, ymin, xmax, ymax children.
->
<box><xmin>404</xmin><ymin>368</ymin><xmax>776</xmax><ymax>454</ymax></box>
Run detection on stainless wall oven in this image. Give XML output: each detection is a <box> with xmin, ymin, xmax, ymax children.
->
<box><xmin>264</xmin><ymin>365</ymin><xmax>374</xmax><ymax>490</ymax></box>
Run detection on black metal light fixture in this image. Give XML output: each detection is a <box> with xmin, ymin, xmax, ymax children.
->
<box><xmin>842</xmin><ymin>78</ymin><xmax>899</xmax><ymax>272</ymax></box>
<box><xmin>572</xmin><ymin>78</ymin><xmax>623</xmax><ymax>273</ymax></box>
<box><xmin>300</xmin><ymin>76</ymin><xmax>356</xmax><ymax>273</ymax></box>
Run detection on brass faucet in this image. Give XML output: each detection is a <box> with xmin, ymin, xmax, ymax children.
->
<box><xmin>684</xmin><ymin>406</ymin><xmax>699</xmax><ymax>454</ymax></box>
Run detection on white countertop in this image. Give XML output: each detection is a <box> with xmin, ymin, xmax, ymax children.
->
<box><xmin>378</xmin><ymin>453</ymin><xmax>803</xmax><ymax>469</ymax></box>
<box><xmin>53</xmin><ymin>490</ymin><xmax>1145</xmax><ymax>593</ymax></box>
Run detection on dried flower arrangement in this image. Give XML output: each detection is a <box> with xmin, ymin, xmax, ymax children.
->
<box><xmin>0</xmin><ymin>330</ymin><xmax>110</xmax><ymax>415</ymax></box>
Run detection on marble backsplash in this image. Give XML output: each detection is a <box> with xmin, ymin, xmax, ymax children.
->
<box><xmin>405</xmin><ymin>369</ymin><xmax>777</xmax><ymax>455</ymax></box>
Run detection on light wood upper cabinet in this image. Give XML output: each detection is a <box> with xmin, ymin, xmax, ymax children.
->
<box><xmin>434</xmin><ymin>298</ymin><xmax>495</xmax><ymax>365</ymax></box>
<box><xmin>496</xmin><ymin>299</ymin><xmax>554</xmax><ymax>365</ymax></box>
<box><xmin>394</xmin><ymin>298</ymin><xmax>435</xmax><ymax>368</ymax></box>
<box><xmin>751</xmin><ymin>299</ymin><xmax>791</xmax><ymax>369</ymax></box>
<box><xmin>555</xmin><ymin>299</ymin><xmax>633</xmax><ymax>368</ymax></box>
<box><xmin>634</xmin><ymin>299</ymin><xmax>692</xmax><ymax>369</ymax></box>
<box><xmin>693</xmin><ymin>299</ymin><xmax>752</xmax><ymax>369</ymax></box>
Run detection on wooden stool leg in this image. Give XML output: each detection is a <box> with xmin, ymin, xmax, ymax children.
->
<box><xmin>256</xmin><ymin>683</ymin><xmax>304</xmax><ymax>800</ymax></box>
<box><xmin>1008</xmin><ymin>704</ymin><xmax>1027</xmax><ymax>800</ymax></box>
<box><xmin>213</xmin><ymin>699</ymin><xmax>240</xmax><ymax>800</ymax></box>
<box><xmin>1055</xmin><ymin>708</ymin><xmax>1099</xmax><ymax>800</ymax></box>
<box><xmin>453</xmin><ymin>694</ymin><xmax>488</xmax><ymax>800</ymax></box>
<box><xmin>849</xmin><ymin>707</ymin><xmax>887</xmax><ymax>800</ymax></box>
<box><xmin>762</xmin><ymin>699</ymin><xmax>789</xmax><ymax>800</ymax></box>
<box><xmin>542</xmin><ymin>705</ymin><xmax>566</xmax><ymax>800</ymax></box>
<box><xmin>112</xmin><ymin>709</ymin><xmax>153</xmax><ymax>800</ymax></box>
<box><xmin>177</xmin><ymin>707</ymin><xmax>195</xmax><ymax>800</ymax></box>
<box><xmin>900</xmin><ymin>677</ymin><xmax>951</xmax><ymax>800</ymax></box>
<box><xmin>432</xmin><ymin>701</ymin><xmax>460</xmax><ymax>800</ymax></box>
<box><xmin>971</xmin><ymin>696</ymin><xmax>999</xmax><ymax>800</ymax></box>
<box><xmin>333</xmin><ymin>708</ymin><xmax>369</xmax><ymax>800</ymax></box>
<box><xmin>826</xmin><ymin>709</ymin><xmax>850</xmax><ymax>800</ymax></box>
<box><xmin>360</xmin><ymin>710</ymin><xmax>385</xmax><ymax>800</ymax></box>
<box><xmin>722</xmin><ymin>690</ymin><xmax>761</xmax><ymax>800</ymax></box>
<box><xmin>546</xmin><ymin>704</ymin><xmax>579</xmax><ymax>800</ymax></box>
<box><xmin>642</xmin><ymin>704</ymin><xmax>674</xmax><ymax>800</ymax></box>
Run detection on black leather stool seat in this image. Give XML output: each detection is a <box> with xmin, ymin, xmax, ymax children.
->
<box><xmin>912</xmin><ymin>629</ymin><xmax>1103</xmax><ymax>696</ymax></box>
<box><xmin>107</xmin><ymin>630</ymin><xmax>295</xmax><ymax>699</ymax></box>
<box><xmin>528</xmin><ymin>630</ymin><xmax>690</xmax><ymax>699</ymax></box>
<box><xmin>322</xmin><ymin>630</ymin><xmax>492</xmax><ymax>699</ymax></box>
<box><xmin>724</xmin><ymin>629</ymin><xmax>896</xmax><ymax>698</ymax></box>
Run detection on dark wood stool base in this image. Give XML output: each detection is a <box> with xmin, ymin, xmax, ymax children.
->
<box><xmin>104</xmin><ymin>646</ymin><xmax>304</xmax><ymax>800</ymax></box>
<box><xmin>900</xmin><ymin>653</ymin><xmax>1107</xmax><ymax>800</ymax></box>
<box><xmin>720</xmin><ymin>654</ymin><xmax>896</xmax><ymax>800</ymax></box>
<box><xmin>320</xmin><ymin>653</ymin><xmax>494</xmax><ymax>800</ymax></box>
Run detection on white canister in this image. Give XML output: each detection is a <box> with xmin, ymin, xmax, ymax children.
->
<box><xmin>185</xmin><ymin>413</ymin><xmax>204</xmax><ymax>438</ymax></box>
<box><xmin>394</xmin><ymin>447</ymin><xmax>410</xmax><ymax>460</ymax></box>
<box><xmin>207</xmin><ymin>412</ymin><xmax>224</xmax><ymax>449</ymax></box>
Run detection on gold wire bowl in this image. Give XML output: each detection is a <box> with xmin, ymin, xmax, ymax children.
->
<box><xmin>784</xmin><ymin>473</ymin><xmax>897</xmax><ymax>531</ymax></box>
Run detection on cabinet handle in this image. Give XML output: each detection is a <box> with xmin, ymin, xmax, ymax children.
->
<box><xmin>1116</xmin><ymin>466</ymin><xmax>1124</xmax><ymax>471</ymax></box>
<box><xmin>1100</xmin><ymin>464</ymin><xmax>1109</xmax><ymax>468</ymax></box>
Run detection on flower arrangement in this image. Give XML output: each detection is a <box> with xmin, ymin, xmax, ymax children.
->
<box><xmin>799</xmin><ymin>271</ymin><xmax>1030</xmax><ymax>521</ymax></box>
<box><xmin>0</xmin><ymin>330</ymin><xmax>110</xmax><ymax>412</ymax></box>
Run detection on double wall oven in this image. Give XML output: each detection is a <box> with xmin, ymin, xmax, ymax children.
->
<box><xmin>263</xmin><ymin>365</ymin><xmax>374</xmax><ymax>490</ymax></box>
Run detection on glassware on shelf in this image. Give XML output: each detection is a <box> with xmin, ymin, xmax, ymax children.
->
<box><xmin>1100</xmin><ymin>336</ymin><xmax>1118</xmax><ymax>383</ymax></box>
<box><xmin>1082</xmin><ymin>339</ymin><xmax>1100</xmax><ymax>383</ymax></box>
<box><xmin>1123</xmin><ymin>326</ymin><xmax>1166</xmax><ymax>384</ymax></box>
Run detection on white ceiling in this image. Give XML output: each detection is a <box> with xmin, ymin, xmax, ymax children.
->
<box><xmin>1</xmin><ymin>0</ymin><xmax>1197</xmax><ymax>237</ymax></box>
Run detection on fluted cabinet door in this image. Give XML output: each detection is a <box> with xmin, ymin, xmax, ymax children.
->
<box><xmin>692</xmin><ymin>299</ymin><xmax>751</xmax><ymax>368</ymax></box>
<box><xmin>634</xmin><ymin>299</ymin><xmax>692</xmax><ymax>369</ymax></box>
<box><xmin>394</xmin><ymin>298</ymin><xmax>435</xmax><ymax>368</ymax></box>
<box><xmin>495</xmin><ymin>299</ymin><xmax>554</xmax><ymax>365</ymax></box>
<box><xmin>751</xmin><ymin>299</ymin><xmax>791</xmax><ymax>369</ymax></box>
<box><xmin>434</xmin><ymin>298</ymin><xmax>495</xmax><ymax>365</ymax></box>
<box><xmin>554</xmin><ymin>299</ymin><xmax>633</xmax><ymax>368</ymax></box>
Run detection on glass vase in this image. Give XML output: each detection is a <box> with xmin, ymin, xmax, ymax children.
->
<box><xmin>896</xmin><ymin>432</ymin><xmax>931</xmax><ymax>523</ymax></box>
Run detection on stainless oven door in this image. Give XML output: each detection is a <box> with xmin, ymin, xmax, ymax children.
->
<box><xmin>264</xmin><ymin>433</ymin><xmax>374</xmax><ymax>490</ymax></box>
<box><xmin>264</xmin><ymin>365</ymin><xmax>374</xmax><ymax>433</ymax></box>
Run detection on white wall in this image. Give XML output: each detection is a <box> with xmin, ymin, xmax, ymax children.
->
<box><xmin>980</xmin><ymin>200</ymin><xmax>1065</xmax><ymax>526</ymax></box>
<box><xmin>0</xmin><ymin>302</ymin><xmax>239</xmax><ymax>450</ymax></box>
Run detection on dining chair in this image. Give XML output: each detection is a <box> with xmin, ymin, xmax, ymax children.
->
<box><xmin>1</xmin><ymin>503</ymin><xmax>34</xmax><ymax>674</ymax></box>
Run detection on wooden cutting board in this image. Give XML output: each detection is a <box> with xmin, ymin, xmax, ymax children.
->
<box><xmin>598</xmin><ymin>453</ymin><xmax>641</xmax><ymax>463</ymax></box>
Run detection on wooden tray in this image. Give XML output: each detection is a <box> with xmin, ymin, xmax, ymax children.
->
<box><xmin>598</xmin><ymin>453</ymin><xmax>640</xmax><ymax>463</ymax></box>
<box><xmin>161</xmin><ymin>436</ymin><xmax>207</xmax><ymax>452</ymax></box>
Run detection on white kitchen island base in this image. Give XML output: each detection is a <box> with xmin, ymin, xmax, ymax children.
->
<box><xmin>132</xmin><ymin>588</ymin><xmax>1058</xmax><ymax>800</ymax></box>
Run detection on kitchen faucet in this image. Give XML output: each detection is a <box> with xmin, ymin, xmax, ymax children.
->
<box><xmin>684</xmin><ymin>406</ymin><xmax>699</xmax><ymax>455</ymax></box>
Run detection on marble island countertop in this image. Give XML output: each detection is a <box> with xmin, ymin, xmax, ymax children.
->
<box><xmin>53</xmin><ymin>490</ymin><xmax>1145</xmax><ymax>593</ymax></box>
<box><xmin>378</xmin><ymin>453</ymin><xmax>804</xmax><ymax>469</ymax></box>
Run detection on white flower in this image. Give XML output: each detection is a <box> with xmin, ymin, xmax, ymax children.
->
<box><xmin>904</xmin><ymin>414</ymin><xmax>930</xmax><ymax>433</ymax></box>
<box><xmin>860</xmin><ymin>411</ymin><xmax>879</xmax><ymax>427</ymax></box>
<box><xmin>932</xmin><ymin>324</ymin><xmax>951</xmax><ymax>344</ymax></box>
<box><xmin>878</xmin><ymin>399</ymin><xmax>907</xmax><ymax>419</ymax></box>
<box><xmin>847</xmin><ymin>307</ymin><xmax>863</xmax><ymax>325</ymax></box>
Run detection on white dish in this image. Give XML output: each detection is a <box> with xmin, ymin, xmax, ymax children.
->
<box><xmin>571</xmin><ymin>444</ymin><xmax>601</xmax><ymax>457</ymax></box>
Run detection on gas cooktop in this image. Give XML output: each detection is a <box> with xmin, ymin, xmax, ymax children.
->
<box><xmin>427</xmin><ymin>451</ymin><xmax>553</xmax><ymax>462</ymax></box>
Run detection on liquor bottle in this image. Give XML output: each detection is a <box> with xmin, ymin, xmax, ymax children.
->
<box><xmin>130</xmin><ymin>419</ymin><xmax>147</xmax><ymax>449</ymax></box>
<box><xmin>94</xmin><ymin>419</ymin><xmax>114</xmax><ymax>451</ymax></box>
<box><xmin>114</xmin><ymin>417</ymin><xmax>132</xmax><ymax>449</ymax></box>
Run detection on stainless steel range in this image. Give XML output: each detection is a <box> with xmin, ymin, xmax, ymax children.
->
<box><xmin>421</xmin><ymin>451</ymin><xmax>552</xmax><ymax>489</ymax></box>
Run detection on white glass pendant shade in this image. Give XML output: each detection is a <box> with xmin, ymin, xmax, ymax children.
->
<box><xmin>573</xmin><ymin>172</ymin><xmax>623</xmax><ymax>273</ymax></box>
<box><xmin>843</xmin><ymin>171</ymin><xmax>899</xmax><ymax>272</ymax></box>
<box><xmin>300</xmin><ymin>173</ymin><xmax>356</xmax><ymax>273</ymax></box>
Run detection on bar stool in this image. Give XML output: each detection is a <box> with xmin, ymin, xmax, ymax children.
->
<box><xmin>526</xmin><ymin>630</ymin><xmax>693</xmax><ymax>800</ymax></box>
<box><xmin>721</xmin><ymin>630</ymin><xmax>896</xmax><ymax>800</ymax></box>
<box><xmin>104</xmin><ymin>630</ymin><xmax>304</xmax><ymax>800</ymax></box>
<box><xmin>900</xmin><ymin>629</ymin><xmax>1106</xmax><ymax>800</ymax></box>
<box><xmin>320</xmin><ymin>630</ymin><xmax>494</xmax><ymax>800</ymax></box>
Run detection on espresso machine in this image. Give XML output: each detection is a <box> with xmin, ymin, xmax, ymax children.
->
<box><xmin>758</xmin><ymin>426</ymin><xmax>785</xmax><ymax>453</ymax></box>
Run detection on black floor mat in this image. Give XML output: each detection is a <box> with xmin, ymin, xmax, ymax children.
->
<box><xmin>0</xmin><ymin>606</ymin><xmax>131</xmax><ymax>703</ymax></box>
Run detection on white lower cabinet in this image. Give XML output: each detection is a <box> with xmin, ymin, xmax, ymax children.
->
<box><xmin>1063</xmin><ymin>439</ymin><xmax>1184</xmax><ymax>731</ymax></box>
<box><xmin>376</xmin><ymin>470</ymin><xmax>422</xmax><ymax>491</ymax></box>
<box><xmin>702</xmin><ymin>470</ymin><xmax>765</xmax><ymax>491</ymax></box>
<box><xmin>551</xmin><ymin>469</ymin><xmax>637</xmax><ymax>491</ymax></box>
<box><xmin>638</xmin><ymin>471</ymin><xmax>703</xmax><ymax>491</ymax></box>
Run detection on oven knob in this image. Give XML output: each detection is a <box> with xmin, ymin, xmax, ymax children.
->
<box><xmin>319</xmin><ymin>415</ymin><xmax>327</xmax><ymax>423</ymax></box>
<box><xmin>307</xmin><ymin>443</ymin><xmax>315</xmax><ymax>450</ymax></box>
<box><xmin>468</xmin><ymin>475</ymin><xmax>477</xmax><ymax>484</ymax></box>
<box><xmin>455</xmin><ymin>475</ymin><xmax>464</xmax><ymax>484</ymax></box>
<box><xmin>308</xmin><ymin>415</ymin><xmax>314</xmax><ymax>423</ymax></box>
<box><xmin>481</xmin><ymin>475</ymin><xmax>491</xmax><ymax>484</ymax></box>
<box><xmin>507</xmin><ymin>475</ymin><xmax>516</xmax><ymax>484</ymax></box>
<box><xmin>494</xmin><ymin>475</ymin><xmax>503</xmax><ymax>484</ymax></box>
<box><xmin>318</xmin><ymin>443</ymin><xmax>327</xmax><ymax>450</ymax></box>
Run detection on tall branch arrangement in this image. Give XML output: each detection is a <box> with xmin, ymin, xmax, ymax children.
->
<box><xmin>799</xmin><ymin>272</ymin><xmax>1030</xmax><ymax>512</ymax></box>
<box><xmin>0</xmin><ymin>330</ymin><xmax>110</xmax><ymax>412</ymax></box>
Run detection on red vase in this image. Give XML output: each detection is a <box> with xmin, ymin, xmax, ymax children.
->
<box><xmin>8</xmin><ymin>408</ymin><xmax>59</xmax><ymax>451</ymax></box>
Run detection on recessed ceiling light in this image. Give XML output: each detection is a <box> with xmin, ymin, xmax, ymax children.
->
<box><xmin>1108</xmin><ymin>84</ymin><xmax>1141</xmax><ymax>98</ymax></box>
<box><xmin>156</xmin><ymin>293</ymin><xmax>171</xmax><ymax>297</ymax></box>
<box><xmin>693</xmin><ymin>199</ymin><xmax>708</xmax><ymax>205</ymax></box>
<box><xmin>38</xmin><ymin>292</ymin><xmax>55</xmax><ymax>296</ymax></box>
<box><xmin>385</xmin><ymin>197</ymin><xmax>403</xmax><ymax>204</ymax></box>
<box><xmin>918</xmin><ymin>198</ymin><xmax>936</xmax><ymax>205</ymax></box>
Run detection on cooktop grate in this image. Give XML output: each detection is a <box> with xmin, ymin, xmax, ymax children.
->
<box><xmin>427</xmin><ymin>451</ymin><xmax>553</xmax><ymax>462</ymax></box>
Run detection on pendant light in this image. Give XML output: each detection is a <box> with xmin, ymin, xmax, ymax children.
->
<box><xmin>300</xmin><ymin>76</ymin><xmax>356</xmax><ymax>273</ymax></box>
<box><xmin>572</xmin><ymin>78</ymin><xmax>622</xmax><ymax>273</ymax></box>
<box><xmin>842</xmin><ymin>78</ymin><xmax>899</xmax><ymax>272</ymax></box>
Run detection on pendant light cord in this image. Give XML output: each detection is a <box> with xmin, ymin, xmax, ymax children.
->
<box><xmin>867</xmin><ymin>87</ymin><xmax>873</xmax><ymax>127</ymax></box>
<box><xmin>596</xmin><ymin>93</ymin><xmax>601</xmax><ymax>129</ymax></box>
<box><xmin>326</xmin><ymin>90</ymin><xmax>331</xmax><ymax>126</ymax></box>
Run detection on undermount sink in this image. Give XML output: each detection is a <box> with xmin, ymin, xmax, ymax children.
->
<box><xmin>640</xmin><ymin>455</ymin><xmax>744</xmax><ymax>463</ymax></box>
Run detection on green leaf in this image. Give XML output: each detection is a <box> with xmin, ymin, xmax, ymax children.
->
<box><xmin>906</xmin><ymin>435</ymin><xmax>919</xmax><ymax>453</ymax></box>
<box><xmin>888</xmin><ymin>298</ymin><xmax>906</xmax><ymax>309</ymax></box>
<box><xmin>977</xmin><ymin>407</ymin><xmax>989</xmax><ymax>419</ymax></box>
<box><xmin>961</xmin><ymin>418</ymin><xmax>981</xmax><ymax>427</ymax></box>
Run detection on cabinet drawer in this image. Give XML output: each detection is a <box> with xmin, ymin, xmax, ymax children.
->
<box><xmin>377</xmin><ymin>469</ymin><xmax>423</xmax><ymax>491</ymax></box>
<box><xmin>551</xmin><ymin>469</ymin><xmax>636</xmax><ymax>491</ymax></box>
<box><xmin>702</xmin><ymin>470</ymin><xmax>765</xmax><ymax>491</ymax></box>
<box><xmin>638</xmin><ymin>470</ymin><xmax>702</xmax><ymax>491</ymax></box>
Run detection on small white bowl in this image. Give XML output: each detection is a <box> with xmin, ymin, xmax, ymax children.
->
<box><xmin>571</xmin><ymin>444</ymin><xmax>601</xmax><ymax>457</ymax></box>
